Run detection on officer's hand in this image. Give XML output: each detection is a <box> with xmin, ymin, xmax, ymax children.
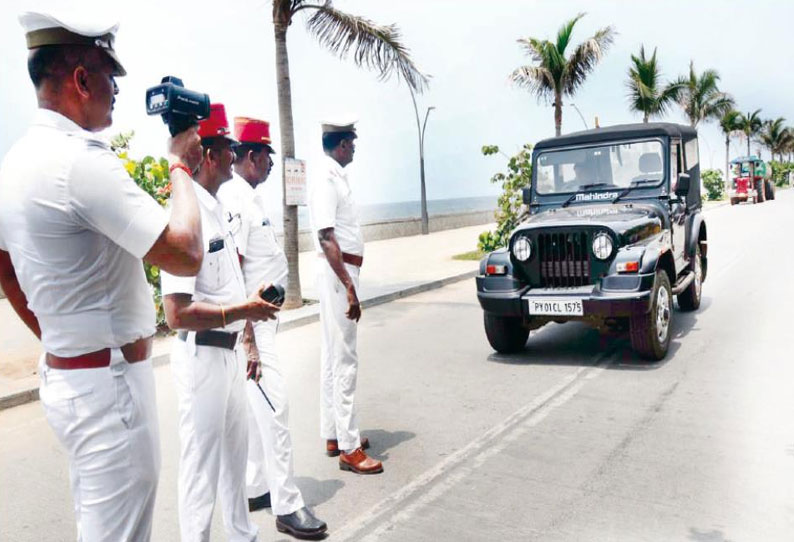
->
<box><xmin>247</xmin><ymin>285</ymin><xmax>280</xmax><ymax>322</ymax></box>
<box><xmin>346</xmin><ymin>284</ymin><xmax>361</xmax><ymax>322</ymax></box>
<box><xmin>168</xmin><ymin>125</ymin><xmax>203</xmax><ymax>172</ymax></box>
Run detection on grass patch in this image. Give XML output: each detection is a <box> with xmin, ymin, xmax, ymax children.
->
<box><xmin>453</xmin><ymin>250</ymin><xmax>486</xmax><ymax>261</ymax></box>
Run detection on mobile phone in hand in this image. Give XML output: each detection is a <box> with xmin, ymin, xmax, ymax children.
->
<box><xmin>260</xmin><ymin>284</ymin><xmax>285</xmax><ymax>306</ymax></box>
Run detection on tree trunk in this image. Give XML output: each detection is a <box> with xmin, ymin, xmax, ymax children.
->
<box><xmin>644</xmin><ymin>112</ymin><xmax>649</xmax><ymax>123</ymax></box>
<box><xmin>554</xmin><ymin>91</ymin><xmax>562</xmax><ymax>137</ymax></box>
<box><xmin>725</xmin><ymin>134</ymin><xmax>730</xmax><ymax>192</ymax></box>
<box><xmin>274</xmin><ymin>21</ymin><xmax>302</xmax><ymax>309</ymax></box>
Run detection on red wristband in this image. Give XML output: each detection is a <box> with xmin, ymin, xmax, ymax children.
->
<box><xmin>169</xmin><ymin>162</ymin><xmax>192</xmax><ymax>177</ymax></box>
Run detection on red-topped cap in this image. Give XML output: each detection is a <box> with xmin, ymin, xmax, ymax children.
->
<box><xmin>234</xmin><ymin>116</ymin><xmax>273</xmax><ymax>145</ymax></box>
<box><xmin>198</xmin><ymin>103</ymin><xmax>236</xmax><ymax>142</ymax></box>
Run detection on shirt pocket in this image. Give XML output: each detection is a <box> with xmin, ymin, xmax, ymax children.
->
<box><xmin>205</xmin><ymin>236</ymin><xmax>232</xmax><ymax>290</ymax></box>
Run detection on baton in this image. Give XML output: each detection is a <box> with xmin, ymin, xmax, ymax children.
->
<box><xmin>255</xmin><ymin>380</ymin><xmax>276</xmax><ymax>413</ymax></box>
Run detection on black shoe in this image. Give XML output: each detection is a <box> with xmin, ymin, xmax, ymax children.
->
<box><xmin>276</xmin><ymin>507</ymin><xmax>328</xmax><ymax>539</ymax></box>
<box><xmin>248</xmin><ymin>492</ymin><xmax>271</xmax><ymax>512</ymax></box>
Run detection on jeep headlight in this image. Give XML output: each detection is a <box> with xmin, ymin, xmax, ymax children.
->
<box><xmin>512</xmin><ymin>237</ymin><xmax>532</xmax><ymax>261</ymax></box>
<box><xmin>592</xmin><ymin>233</ymin><xmax>614</xmax><ymax>260</ymax></box>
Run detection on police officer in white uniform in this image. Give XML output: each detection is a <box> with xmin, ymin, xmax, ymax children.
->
<box><xmin>0</xmin><ymin>10</ymin><xmax>205</xmax><ymax>542</ymax></box>
<box><xmin>218</xmin><ymin>117</ymin><xmax>328</xmax><ymax>539</ymax></box>
<box><xmin>308</xmin><ymin>121</ymin><xmax>383</xmax><ymax>475</ymax></box>
<box><xmin>161</xmin><ymin>104</ymin><xmax>279</xmax><ymax>542</ymax></box>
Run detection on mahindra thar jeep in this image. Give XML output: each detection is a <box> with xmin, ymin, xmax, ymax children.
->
<box><xmin>477</xmin><ymin>123</ymin><xmax>707</xmax><ymax>360</ymax></box>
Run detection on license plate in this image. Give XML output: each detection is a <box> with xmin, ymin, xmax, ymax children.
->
<box><xmin>526</xmin><ymin>297</ymin><xmax>584</xmax><ymax>316</ymax></box>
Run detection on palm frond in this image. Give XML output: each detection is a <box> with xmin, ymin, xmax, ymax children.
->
<box><xmin>510</xmin><ymin>65</ymin><xmax>555</xmax><ymax>102</ymax></box>
<box><xmin>562</xmin><ymin>25</ymin><xmax>615</xmax><ymax>94</ymax></box>
<box><xmin>303</xmin><ymin>2</ymin><xmax>428</xmax><ymax>92</ymax></box>
<box><xmin>556</xmin><ymin>12</ymin><xmax>585</xmax><ymax>55</ymax></box>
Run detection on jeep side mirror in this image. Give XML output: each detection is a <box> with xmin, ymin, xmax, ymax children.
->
<box><xmin>675</xmin><ymin>172</ymin><xmax>691</xmax><ymax>197</ymax></box>
<box><xmin>522</xmin><ymin>187</ymin><xmax>531</xmax><ymax>205</ymax></box>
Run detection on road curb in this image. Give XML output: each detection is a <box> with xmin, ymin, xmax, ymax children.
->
<box><xmin>0</xmin><ymin>269</ymin><xmax>478</xmax><ymax>411</ymax></box>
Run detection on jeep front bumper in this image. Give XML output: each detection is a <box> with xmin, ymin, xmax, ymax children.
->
<box><xmin>476</xmin><ymin>272</ymin><xmax>656</xmax><ymax>320</ymax></box>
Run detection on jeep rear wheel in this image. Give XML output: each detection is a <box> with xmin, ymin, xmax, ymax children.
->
<box><xmin>630</xmin><ymin>270</ymin><xmax>673</xmax><ymax>361</ymax></box>
<box><xmin>484</xmin><ymin>313</ymin><xmax>529</xmax><ymax>353</ymax></box>
<box><xmin>677</xmin><ymin>245</ymin><xmax>702</xmax><ymax>311</ymax></box>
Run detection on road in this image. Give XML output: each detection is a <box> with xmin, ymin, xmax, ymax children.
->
<box><xmin>2</xmin><ymin>191</ymin><xmax>793</xmax><ymax>541</ymax></box>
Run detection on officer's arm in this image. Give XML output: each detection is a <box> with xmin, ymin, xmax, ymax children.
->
<box><xmin>144</xmin><ymin>128</ymin><xmax>204</xmax><ymax>276</ymax></box>
<box><xmin>0</xmin><ymin>250</ymin><xmax>41</xmax><ymax>340</ymax></box>
<box><xmin>318</xmin><ymin>227</ymin><xmax>361</xmax><ymax>321</ymax></box>
<box><xmin>163</xmin><ymin>289</ymin><xmax>279</xmax><ymax>331</ymax></box>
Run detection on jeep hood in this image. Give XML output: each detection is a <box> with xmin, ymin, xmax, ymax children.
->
<box><xmin>515</xmin><ymin>203</ymin><xmax>665</xmax><ymax>244</ymax></box>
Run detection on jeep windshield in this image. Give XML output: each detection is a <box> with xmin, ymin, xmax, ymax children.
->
<box><xmin>535</xmin><ymin>139</ymin><xmax>665</xmax><ymax>196</ymax></box>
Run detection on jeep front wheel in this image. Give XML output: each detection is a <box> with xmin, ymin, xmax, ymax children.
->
<box><xmin>484</xmin><ymin>312</ymin><xmax>529</xmax><ymax>353</ymax></box>
<box><xmin>677</xmin><ymin>245</ymin><xmax>703</xmax><ymax>311</ymax></box>
<box><xmin>630</xmin><ymin>270</ymin><xmax>673</xmax><ymax>360</ymax></box>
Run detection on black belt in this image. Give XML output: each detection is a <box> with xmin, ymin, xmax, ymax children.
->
<box><xmin>177</xmin><ymin>330</ymin><xmax>239</xmax><ymax>350</ymax></box>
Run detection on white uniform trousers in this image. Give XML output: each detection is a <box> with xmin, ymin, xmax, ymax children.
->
<box><xmin>317</xmin><ymin>260</ymin><xmax>362</xmax><ymax>451</ymax></box>
<box><xmin>171</xmin><ymin>337</ymin><xmax>258</xmax><ymax>542</ymax></box>
<box><xmin>245</xmin><ymin>318</ymin><xmax>305</xmax><ymax>516</ymax></box>
<box><xmin>38</xmin><ymin>351</ymin><xmax>160</xmax><ymax>542</ymax></box>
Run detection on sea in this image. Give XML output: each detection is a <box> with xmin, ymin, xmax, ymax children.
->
<box><xmin>267</xmin><ymin>195</ymin><xmax>498</xmax><ymax>231</ymax></box>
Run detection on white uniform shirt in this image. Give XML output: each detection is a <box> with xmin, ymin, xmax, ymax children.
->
<box><xmin>160</xmin><ymin>181</ymin><xmax>247</xmax><ymax>333</ymax></box>
<box><xmin>308</xmin><ymin>155</ymin><xmax>364</xmax><ymax>256</ymax></box>
<box><xmin>0</xmin><ymin>109</ymin><xmax>169</xmax><ymax>357</ymax></box>
<box><xmin>217</xmin><ymin>174</ymin><xmax>288</xmax><ymax>295</ymax></box>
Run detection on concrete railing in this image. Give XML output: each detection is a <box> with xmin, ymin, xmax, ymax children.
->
<box><xmin>284</xmin><ymin>209</ymin><xmax>495</xmax><ymax>252</ymax></box>
<box><xmin>0</xmin><ymin>210</ymin><xmax>495</xmax><ymax>300</ymax></box>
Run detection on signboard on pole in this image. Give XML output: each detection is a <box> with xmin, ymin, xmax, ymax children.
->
<box><xmin>284</xmin><ymin>158</ymin><xmax>307</xmax><ymax>206</ymax></box>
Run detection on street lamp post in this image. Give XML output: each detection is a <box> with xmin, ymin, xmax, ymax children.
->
<box><xmin>409</xmin><ymin>86</ymin><xmax>434</xmax><ymax>235</ymax></box>
<box><xmin>569</xmin><ymin>103</ymin><xmax>588</xmax><ymax>130</ymax></box>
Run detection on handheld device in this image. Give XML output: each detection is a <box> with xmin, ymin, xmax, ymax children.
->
<box><xmin>260</xmin><ymin>284</ymin><xmax>285</xmax><ymax>306</ymax></box>
<box><xmin>145</xmin><ymin>76</ymin><xmax>211</xmax><ymax>136</ymax></box>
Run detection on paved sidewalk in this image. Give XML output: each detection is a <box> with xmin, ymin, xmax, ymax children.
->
<box><xmin>0</xmin><ymin>223</ymin><xmax>490</xmax><ymax>407</ymax></box>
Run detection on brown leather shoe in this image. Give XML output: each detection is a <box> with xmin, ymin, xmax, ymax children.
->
<box><xmin>326</xmin><ymin>436</ymin><xmax>369</xmax><ymax>457</ymax></box>
<box><xmin>339</xmin><ymin>447</ymin><xmax>383</xmax><ymax>474</ymax></box>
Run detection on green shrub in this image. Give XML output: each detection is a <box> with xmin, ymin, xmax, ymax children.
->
<box><xmin>701</xmin><ymin>169</ymin><xmax>724</xmax><ymax>201</ymax></box>
<box><xmin>477</xmin><ymin>144</ymin><xmax>533</xmax><ymax>253</ymax></box>
<box><xmin>770</xmin><ymin>161</ymin><xmax>794</xmax><ymax>187</ymax></box>
<box><xmin>111</xmin><ymin>132</ymin><xmax>171</xmax><ymax>327</ymax></box>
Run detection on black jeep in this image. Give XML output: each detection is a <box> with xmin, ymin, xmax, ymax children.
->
<box><xmin>476</xmin><ymin>123</ymin><xmax>707</xmax><ymax>360</ymax></box>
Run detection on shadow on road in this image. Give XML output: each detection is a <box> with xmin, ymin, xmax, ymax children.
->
<box><xmin>486</xmin><ymin>295</ymin><xmax>705</xmax><ymax>370</ymax></box>
<box><xmin>361</xmin><ymin>429</ymin><xmax>416</xmax><ymax>461</ymax></box>
<box><xmin>294</xmin><ymin>476</ymin><xmax>345</xmax><ymax>507</ymax></box>
<box><xmin>688</xmin><ymin>527</ymin><xmax>736</xmax><ymax>542</ymax></box>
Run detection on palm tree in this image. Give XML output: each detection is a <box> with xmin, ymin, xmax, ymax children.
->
<box><xmin>626</xmin><ymin>46</ymin><xmax>683</xmax><ymax>123</ymax></box>
<box><xmin>676</xmin><ymin>61</ymin><xmax>734</xmax><ymax>128</ymax></box>
<box><xmin>760</xmin><ymin>117</ymin><xmax>792</xmax><ymax>162</ymax></box>
<box><xmin>736</xmin><ymin>109</ymin><xmax>763</xmax><ymax>157</ymax></box>
<box><xmin>719</xmin><ymin>110</ymin><xmax>742</xmax><ymax>185</ymax></box>
<box><xmin>510</xmin><ymin>13</ymin><xmax>615</xmax><ymax>136</ymax></box>
<box><xmin>271</xmin><ymin>1</ymin><xmax>428</xmax><ymax>307</ymax></box>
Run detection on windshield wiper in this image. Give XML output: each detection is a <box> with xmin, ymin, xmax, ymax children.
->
<box><xmin>612</xmin><ymin>178</ymin><xmax>658</xmax><ymax>203</ymax></box>
<box><xmin>561</xmin><ymin>182</ymin><xmax>610</xmax><ymax>207</ymax></box>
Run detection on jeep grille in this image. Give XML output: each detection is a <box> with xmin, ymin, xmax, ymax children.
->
<box><xmin>538</xmin><ymin>232</ymin><xmax>592</xmax><ymax>287</ymax></box>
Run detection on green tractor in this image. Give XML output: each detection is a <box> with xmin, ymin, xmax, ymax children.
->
<box><xmin>728</xmin><ymin>156</ymin><xmax>775</xmax><ymax>205</ymax></box>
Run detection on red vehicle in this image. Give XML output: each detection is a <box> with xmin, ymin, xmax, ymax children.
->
<box><xmin>729</xmin><ymin>156</ymin><xmax>775</xmax><ymax>204</ymax></box>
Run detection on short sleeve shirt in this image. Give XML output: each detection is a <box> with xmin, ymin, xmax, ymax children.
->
<box><xmin>308</xmin><ymin>155</ymin><xmax>364</xmax><ymax>256</ymax></box>
<box><xmin>160</xmin><ymin>181</ymin><xmax>248</xmax><ymax>333</ymax></box>
<box><xmin>217</xmin><ymin>174</ymin><xmax>288</xmax><ymax>295</ymax></box>
<box><xmin>0</xmin><ymin>109</ymin><xmax>169</xmax><ymax>356</ymax></box>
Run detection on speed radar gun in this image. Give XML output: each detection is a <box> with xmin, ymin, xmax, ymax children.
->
<box><xmin>146</xmin><ymin>76</ymin><xmax>210</xmax><ymax>136</ymax></box>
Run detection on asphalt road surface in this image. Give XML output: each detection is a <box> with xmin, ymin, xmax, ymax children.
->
<box><xmin>2</xmin><ymin>191</ymin><xmax>793</xmax><ymax>541</ymax></box>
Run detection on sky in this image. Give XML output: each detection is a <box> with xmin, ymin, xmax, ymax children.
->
<box><xmin>1</xmin><ymin>0</ymin><xmax>792</xmax><ymax>217</ymax></box>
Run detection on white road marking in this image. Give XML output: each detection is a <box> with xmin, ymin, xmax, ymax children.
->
<box><xmin>334</xmin><ymin>356</ymin><xmax>612</xmax><ymax>541</ymax></box>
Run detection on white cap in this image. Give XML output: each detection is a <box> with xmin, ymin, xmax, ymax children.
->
<box><xmin>19</xmin><ymin>10</ymin><xmax>125</xmax><ymax>76</ymax></box>
<box><xmin>320</xmin><ymin>117</ymin><xmax>358</xmax><ymax>134</ymax></box>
